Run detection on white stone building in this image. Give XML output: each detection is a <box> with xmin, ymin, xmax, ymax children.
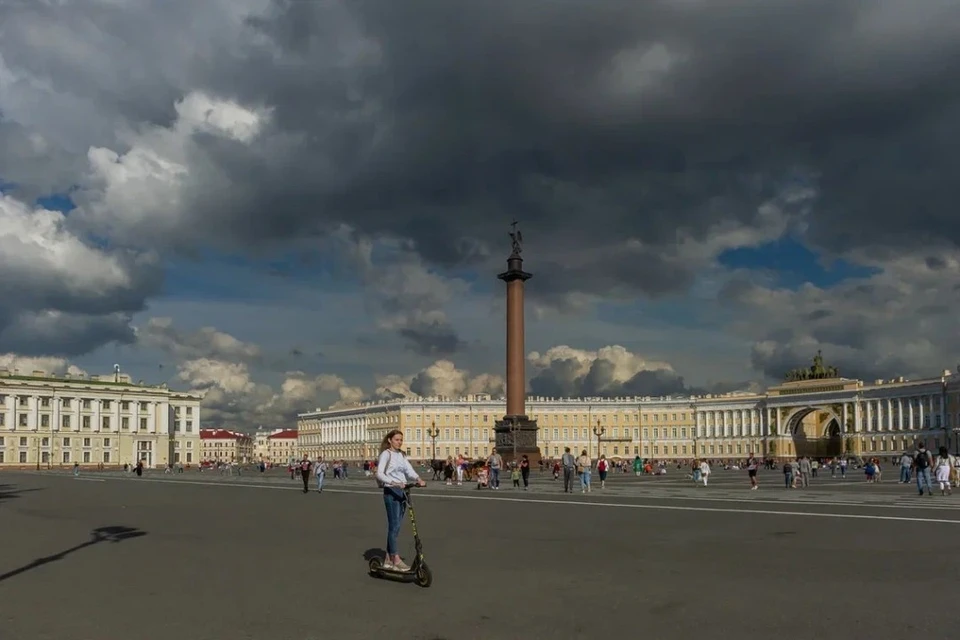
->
<box><xmin>0</xmin><ymin>368</ymin><xmax>203</xmax><ymax>469</ymax></box>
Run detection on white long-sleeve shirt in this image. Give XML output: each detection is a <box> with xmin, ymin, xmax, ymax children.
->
<box><xmin>376</xmin><ymin>449</ymin><xmax>422</xmax><ymax>487</ymax></box>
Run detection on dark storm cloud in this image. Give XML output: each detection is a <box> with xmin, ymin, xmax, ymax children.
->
<box><xmin>0</xmin><ymin>312</ymin><xmax>136</xmax><ymax>357</ymax></box>
<box><xmin>0</xmin><ymin>0</ymin><xmax>948</xmax><ymax>302</ymax></box>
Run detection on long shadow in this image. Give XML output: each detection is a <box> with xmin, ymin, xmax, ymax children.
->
<box><xmin>0</xmin><ymin>484</ymin><xmax>43</xmax><ymax>504</ymax></box>
<box><xmin>0</xmin><ymin>525</ymin><xmax>147</xmax><ymax>583</ymax></box>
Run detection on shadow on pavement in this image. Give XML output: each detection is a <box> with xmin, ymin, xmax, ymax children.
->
<box><xmin>0</xmin><ymin>484</ymin><xmax>43</xmax><ymax>504</ymax></box>
<box><xmin>0</xmin><ymin>525</ymin><xmax>147</xmax><ymax>583</ymax></box>
<box><xmin>363</xmin><ymin>548</ymin><xmax>385</xmax><ymax>563</ymax></box>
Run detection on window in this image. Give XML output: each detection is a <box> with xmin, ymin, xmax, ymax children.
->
<box><xmin>18</xmin><ymin>396</ymin><xmax>27</xmax><ymax>407</ymax></box>
<box><xmin>82</xmin><ymin>399</ymin><xmax>91</xmax><ymax>409</ymax></box>
<box><xmin>63</xmin><ymin>437</ymin><xmax>71</xmax><ymax>446</ymax></box>
<box><xmin>82</xmin><ymin>416</ymin><xmax>91</xmax><ymax>429</ymax></box>
<box><xmin>62</xmin><ymin>398</ymin><xmax>71</xmax><ymax>408</ymax></box>
<box><xmin>18</xmin><ymin>414</ymin><xmax>27</xmax><ymax>427</ymax></box>
<box><xmin>0</xmin><ymin>451</ymin><xmax>3</xmax><ymax>463</ymax></box>
<box><xmin>83</xmin><ymin>438</ymin><xmax>91</xmax><ymax>447</ymax></box>
<box><xmin>62</xmin><ymin>415</ymin><xmax>71</xmax><ymax>429</ymax></box>
<box><xmin>19</xmin><ymin>451</ymin><xmax>27</xmax><ymax>463</ymax></box>
<box><xmin>174</xmin><ymin>421</ymin><xmax>181</xmax><ymax>432</ymax></box>
<box><xmin>83</xmin><ymin>451</ymin><xmax>91</xmax><ymax>463</ymax></box>
<box><xmin>103</xmin><ymin>438</ymin><xmax>111</xmax><ymax>447</ymax></box>
<box><xmin>121</xmin><ymin>401</ymin><xmax>129</xmax><ymax>411</ymax></box>
<box><xmin>186</xmin><ymin>452</ymin><xmax>193</xmax><ymax>463</ymax></box>
<box><xmin>103</xmin><ymin>451</ymin><xmax>111</xmax><ymax>463</ymax></box>
<box><xmin>101</xmin><ymin>416</ymin><xmax>110</xmax><ymax>430</ymax></box>
<box><xmin>122</xmin><ymin>417</ymin><xmax>129</xmax><ymax>430</ymax></box>
<box><xmin>41</xmin><ymin>414</ymin><xmax>49</xmax><ymax>428</ymax></box>
<box><xmin>62</xmin><ymin>451</ymin><xmax>70</xmax><ymax>463</ymax></box>
<box><xmin>40</xmin><ymin>397</ymin><xmax>50</xmax><ymax>407</ymax></box>
<box><xmin>186</xmin><ymin>407</ymin><xmax>193</xmax><ymax>415</ymax></box>
<box><xmin>185</xmin><ymin>420</ymin><xmax>193</xmax><ymax>432</ymax></box>
<box><xmin>139</xmin><ymin>418</ymin><xmax>147</xmax><ymax>430</ymax></box>
<box><xmin>139</xmin><ymin>402</ymin><xmax>148</xmax><ymax>411</ymax></box>
<box><xmin>102</xmin><ymin>400</ymin><xmax>111</xmax><ymax>410</ymax></box>
<box><xmin>41</xmin><ymin>437</ymin><xmax>49</xmax><ymax>446</ymax></box>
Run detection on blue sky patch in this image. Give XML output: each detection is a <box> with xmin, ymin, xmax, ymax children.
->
<box><xmin>717</xmin><ymin>236</ymin><xmax>880</xmax><ymax>289</ymax></box>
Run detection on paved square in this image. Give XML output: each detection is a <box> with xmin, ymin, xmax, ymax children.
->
<box><xmin>1</xmin><ymin>468</ymin><xmax>957</xmax><ymax>640</ymax></box>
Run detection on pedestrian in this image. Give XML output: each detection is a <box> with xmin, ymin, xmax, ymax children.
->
<box><xmin>597</xmin><ymin>455</ymin><xmax>609</xmax><ymax>488</ymax></box>
<box><xmin>782</xmin><ymin>459</ymin><xmax>794</xmax><ymax>489</ymax></box>
<box><xmin>375</xmin><ymin>429</ymin><xmax>425</xmax><ymax>571</ymax></box>
<box><xmin>314</xmin><ymin>458</ymin><xmax>327</xmax><ymax>493</ymax></box>
<box><xmin>299</xmin><ymin>455</ymin><xmax>311</xmax><ymax>493</ymax></box>
<box><xmin>577</xmin><ymin>450</ymin><xmax>592</xmax><ymax>493</ymax></box>
<box><xmin>561</xmin><ymin>448</ymin><xmax>577</xmax><ymax>493</ymax></box>
<box><xmin>746</xmin><ymin>453</ymin><xmax>759</xmax><ymax>490</ymax></box>
<box><xmin>519</xmin><ymin>454</ymin><xmax>530</xmax><ymax>490</ymax></box>
<box><xmin>487</xmin><ymin>449</ymin><xmax>503</xmax><ymax>490</ymax></box>
<box><xmin>915</xmin><ymin>443</ymin><xmax>933</xmax><ymax>496</ymax></box>
<box><xmin>934</xmin><ymin>446</ymin><xmax>954</xmax><ymax>496</ymax></box>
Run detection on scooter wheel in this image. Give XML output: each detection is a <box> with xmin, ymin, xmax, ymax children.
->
<box><xmin>415</xmin><ymin>563</ymin><xmax>433</xmax><ymax>588</ymax></box>
<box><xmin>368</xmin><ymin>557</ymin><xmax>384</xmax><ymax>573</ymax></box>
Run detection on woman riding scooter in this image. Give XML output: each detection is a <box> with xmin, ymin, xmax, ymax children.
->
<box><xmin>375</xmin><ymin>430</ymin><xmax>426</xmax><ymax>571</ymax></box>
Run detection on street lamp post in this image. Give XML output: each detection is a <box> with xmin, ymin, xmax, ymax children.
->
<box><xmin>593</xmin><ymin>420</ymin><xmax>605</xmax><ymax>459</ymax></box>
<box><xmin>427</xmin><ymin>422</ymin><xmax>440</xmax><ymax>462</ymax></box>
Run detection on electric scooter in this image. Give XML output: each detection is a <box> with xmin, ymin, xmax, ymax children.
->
<box><xmin>368</xmin><ymin>483</ymin><xmax>433</xmax><ymax>588</ymax></box>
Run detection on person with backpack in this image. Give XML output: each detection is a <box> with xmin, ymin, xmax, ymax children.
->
<box><xmin>914</xmin><ymin>443</ymin><xmax>934</xmax><ymax>496</ymax></box>
<box><xmin>596</xmin><ymin>455</ymin><xmax>609</xmax><ymax>489</ymax></box>
<box><xmin>782</xmin><ymin>459</ymin><xmax>795</xmax><ymax>489</ymax></box>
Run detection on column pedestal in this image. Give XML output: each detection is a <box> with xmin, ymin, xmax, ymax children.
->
<box><xmin>494</xmin><ymin>415</ymin><xmax>541</xmax><ymax>467</ymax></box>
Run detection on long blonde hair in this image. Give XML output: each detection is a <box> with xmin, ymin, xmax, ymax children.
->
<box><xmin>380</xmin><ymin>429</ymin><xmax>403</xmax><ymax>453</ymax></box>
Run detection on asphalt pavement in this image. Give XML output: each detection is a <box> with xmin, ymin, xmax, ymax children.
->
<box><xmin>1</xmin><ymin>468</ymin><xmax>957</xmax><ymax>640</ymax></box>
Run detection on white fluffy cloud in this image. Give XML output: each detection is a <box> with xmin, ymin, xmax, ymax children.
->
<box><xmin>0</xmin><ymin>192</ymin><xmax>156</xmax><ymax>354</ymax></box>
<box><xmin>0</xmin><ymin>353</ymin><xmax>86</xmax><ymax>377</ymax></box>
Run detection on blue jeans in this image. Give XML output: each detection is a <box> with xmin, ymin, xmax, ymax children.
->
<box><xmin>490</xmin><ymin>468</ymin><xmax>500</xmax><ymax>488</ymax></box>
<box><xmin>784</xmin><ymin>471</ymin><xmax>794</xmax><ymax>488</ymax></box>
<box><xmin>383</xmin><ymin>490</ymin><xmax>406</xmax><ymax>555</ymax></box>
<box><xmin>581</xmin><ymin>470</ymin><xmax>591</xmax><ymax>490</ymax></box>
<box><xmin>916</xmin><ymin>468</ymin><xmax>933</xmax><ymax>494</ymax></box>
<box><xmin>316</xmin><ymin>471</ymin><xmax>325</xmax><ymax>491</ymax></box>
<box><xmin>900</xmin><ymin>465</ymin><xmax>911</xmax><ymax>483</ymax></box>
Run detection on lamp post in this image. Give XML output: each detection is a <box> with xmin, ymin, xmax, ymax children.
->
<box><xmin>509</xmin><ymin>422</ymin><xmax>520</xmax><ymax>464</ymax></box>
<box><xmin>427</xmin><ymin>422</ymin><xmax>440</xmax><ymax>462</ymax></box>
<box><xmin>593</xmin><ymin>420</ymin><xmax>605</xmax><ymax>459</ymax></box>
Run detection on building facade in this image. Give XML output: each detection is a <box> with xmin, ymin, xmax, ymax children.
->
<box><xmin>200</xmin><ymin>429</ymin><xmax>254</xmax><ymax>463</ymax></box>
<box><xmin>298</xmin><ymin>369</ymin><xmax>958</xmax><ymax>463</ymax></box>
<box><xmin>0</xmin><ymin>368</ymin><xmax>202</xmax><ymax>469</ymax></box>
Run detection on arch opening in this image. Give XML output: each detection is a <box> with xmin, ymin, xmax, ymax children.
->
<box><xmin>786</xmin><ymin>407</ymin><xmax>844</xmax><ymax>459</ymax></box>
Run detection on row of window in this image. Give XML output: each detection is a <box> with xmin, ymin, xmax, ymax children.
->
<box><xmin>0</xmin><ymin>413</ymin><xmax>195</xmax><ymax>432</ymax></box>
<box><xmin>0</xmin><ymin>395</ymin><xmax>194</xmax><ymax>414</ymax></box>
<box><xmin>0</xmin><ymin>436</ymin><xmax>194</xmax><ymax>448</ymax></box>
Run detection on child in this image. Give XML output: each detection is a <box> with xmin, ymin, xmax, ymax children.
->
<box><xmin>511</xmin><ymin>465</ymin><xmax>521</xmax><ymax>488</ymax></box>
<box><xmin>477</xmin><ymin>467</ymin><xmax>489</xmax><ymax>489</ymax></box>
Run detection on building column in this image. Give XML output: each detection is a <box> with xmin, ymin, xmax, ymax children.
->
<box><xmin>776</xmin><ymin>408</ymin><xmax>782</xmax><ymax>434</ymax></box>
<box><xmin>866</xmin><ymin>401</ymin><xmax>873</xmax><ymax>432</ymax></box>
<box><xmin>908</xmin><ymin>398</ymin><xmax>914</xmax><ymax>429</ymax></box>
<box><xmin>918</xmin><ymin>396</ymin><xmax>925</xmax><ymax>430</ymax></box>
<box><xmin>928</xmin><ymin>395</ymin><xmax>935</xmax><ymax>430</ymax></box>
<box><xmin>886</xmin><ymin>399</ymin><xmax>893</xmax><ymax>431</ymax></box>
<box><xmin>842</xmin><ymin>403</ymin><xmax>848</xmax><ymax>432</ymax></box>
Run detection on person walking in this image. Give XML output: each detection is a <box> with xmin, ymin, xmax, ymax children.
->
<box><xmin>299</xmin><ymin>455</ymin><xmax>312</xmax><ymax>493</ymax></box>
<box><xmin>699</xmin><ymin>459</ymin><xmax>711</xmax><ymax>487</ymax></box>
<box><xmin>375</xmin><ymin>429</ymin><xmax>426</xmax><ymax>571</ymax></box>
<box><xmin>914</xmin><ymin>443</ymin><xmax>934</xmax><ymax>496</ymax></box>
<box><xmin>782</xmin><ymin>459</ymin><xmax>795</xmax><ymax>489</ymax></box>
<box><xmin>519</xmin><ymin>454</ymin><xmax>530</xmax><ymax>490</ymax></box>
<box><xmin>314</xmin><ymin>458</ymin><xmax>327</xmax><ymax>493</ymax></box>
<box><xmin>561</xmin><ymin>447</ymin><xmax>577</xmax><ymax>493</ymax></box>
<box><xmin>746</xmin><ymin>453</ymin><xmax>759</xmax><ymax>490</ymax></box>
<box><xmin>799</xmin><ymin>456</ymin><xmax>812</xmax><ymax>488</ymax></box>
<box><xmin>934</xmin><ymin>446</ymin><xmax>955</xmax><ymax>496</ymax></box>
<box><xmin>487</xmin><ymin>449</ymin><xmax>503</xmax><ymax>490</ymax></box>
<box><xmin>596</xmin><ymin>455</ymin><xmax>609</xmax><ymax>489</ymax></box>
<box><xmin>577</xmin><ymin>450</ymin><xmax>592</xmax><ymax>493</ymax></box>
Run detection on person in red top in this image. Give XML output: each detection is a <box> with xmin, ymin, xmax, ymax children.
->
<box><xmin>596</xmin><ymin>455</ymin><xmax>609</xmax><ymax>488</ymax></box>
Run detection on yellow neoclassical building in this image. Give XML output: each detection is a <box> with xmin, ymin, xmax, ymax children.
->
<box><xmin>299</xmin><ymin>359</ymin><xmax>959</xmax><ymax>463</ymax></box>
<box><xmin>0</xmin><ymin>368</ymin><xmax>203</xmax><ymax>469</ymax></box>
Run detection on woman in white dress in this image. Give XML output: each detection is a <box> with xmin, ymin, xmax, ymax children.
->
<box><xmin>934</xmin><ymin>446</ymin><xmax>954</xmax><ymax>496</ymax></box>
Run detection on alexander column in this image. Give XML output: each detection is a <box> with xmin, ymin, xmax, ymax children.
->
<box><xmin>494</xmin><ymin>221</ymin><xmax>541</xmax><ymax>466</ymax></box>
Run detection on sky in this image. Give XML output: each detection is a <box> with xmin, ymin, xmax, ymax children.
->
<box><xmin>2</xmin><ymin>0</ymin><xmax>960</xmax><ymax>431</ymax></box>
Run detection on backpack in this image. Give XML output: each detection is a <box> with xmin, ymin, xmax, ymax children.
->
<box><xmin>915</xmin><ymin>452</ymin><xmax>929</xmax><ymax>470</ymax></box>
<box><xmin>598</xmin><ymin>459</ymin><xmax>607</xmax><ymax>472</ymax></box>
